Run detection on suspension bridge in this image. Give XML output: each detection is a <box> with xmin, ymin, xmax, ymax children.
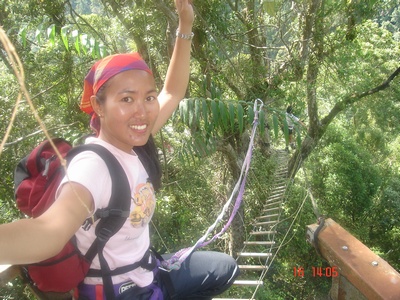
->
<box><xmin>214</xmin><ymin>149</ymin><xmax>289</xmax><ymax>300</ymax></box>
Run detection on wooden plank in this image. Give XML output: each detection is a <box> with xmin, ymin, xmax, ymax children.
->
<box><xmin>306</xmin><ymin>218</ymin><xmax>400</xmax><ymax>300</ymax></box>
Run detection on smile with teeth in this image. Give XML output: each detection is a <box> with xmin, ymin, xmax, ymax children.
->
<box><xmin>130</xmin><ymin>124</ymin><xmax>147</xmax><ymax>130</ymax></box>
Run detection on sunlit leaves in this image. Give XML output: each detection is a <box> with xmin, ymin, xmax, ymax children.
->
<box><xmin>19</xmin><ymin>23</ymin><xmax>108</xmax><ymax>59</ymax></box>
<box><xmin>174</xmin><ymin>97</ymin><xmax>299</xmax><ymax>164</ymax></box>
<box><xmin>177</xmin><ymin>98</ymin><xmax>249</xmax><ymax>136</ymax></box>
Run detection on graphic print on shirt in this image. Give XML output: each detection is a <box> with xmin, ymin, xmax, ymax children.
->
<box><xmin>130</xmin><ymin>180</ymin><xmax>156</xmax><ymax>227</ymax></box>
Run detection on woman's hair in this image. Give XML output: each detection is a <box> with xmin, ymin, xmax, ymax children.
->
<box><xmin>134</xmin><ymin>136</ymin><xmax>162</xmax><ymax>192</ymax></box>
<box><xmin>89</xmin><ymin>83</ymin><xmax>108</xmax><ymax>135</ymax></box>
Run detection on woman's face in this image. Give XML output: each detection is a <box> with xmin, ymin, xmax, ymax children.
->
<box><xmin>93</xmin><ymin>69</ymin><xmax>159</xmax><ymax>153</ymax></box>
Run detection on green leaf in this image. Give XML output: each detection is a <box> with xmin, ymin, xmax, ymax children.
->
<box><xmin>219</xmin><ymin>101</ymin><xmax>228</xmax><ymax>130</ymax></box>
<box><xmin>202</xmin><ymin>99</ymin><xmax>209</xmax><ymax>132</ymax></box>
<box><xmin>47</xmin><ymin>24</ymin><xmax>56</xmax><ymax>46</ymax></box>
<box><xmin>187</xmin><ymin>98</ymin><xmax>194</xmax><ymax>128</ymax></box>
<box><xmin>92</xmin><ymin>39</ymin><xmax>101</xmax><ymax>58</ymax></box>
<box><xmin>211</xmin><ymin>100</ymin><xmax>219</xmax><ymax>130</ymax></box>
<box><xmin>272</xmin><ymin>114</ymin><xmax>279</xmax><ymax>139</ymax></box>
<box><xmin>80</xmin><ymin>34</ymin><xmax>88</xmax><ymax>54</ymax></box>
<box><xmin>61</xmin><ymin>26</ymin><xmax>69</xmax><ymax>50</ymax></box>
<box><xmin>247</xmin><ymin>105</ymin><xmax>255</xmax><ymax>124</ymax></box>
<box><xmin>238</xmin><ymin>103</ymin><xmax>244</xmax><ymax>133</ymax></box>
<box><xmin>70</xmin><ymin>29</ymin><xmax>80</xmax><ymax>54</ymax></box>
<box><xmin>75</xmin><ymin>37</ymin><xmax>80</xmax><ymax>55</ymax></box>
<box><xmin>194</xmin><ymin>98</ymin><xmax>201</xmax><ymax>129</ymax></box>
<box><xmin>228</xmin><ymin>102</ymin><xmax>235</xmax><ymax>131</ymax></box>
<box><xmin>20</xmin><ymin>26</ymin><xmax>27</xmax><ymax>47</ymax></box>
<box><xmin>179</xmin><ymin>100</ymin><xmax>188</xmax><ymax>125</ymax></box>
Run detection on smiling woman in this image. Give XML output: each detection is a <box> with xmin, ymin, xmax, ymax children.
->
<box><xmin>82</xmin><ymin>53</ymin><xmax>160</xmax><ymax>152</ymax></box>
<box><xmin>0</xmin><ymin>1</ymin><xmax>240</xmax><ymax>299</ymax></box>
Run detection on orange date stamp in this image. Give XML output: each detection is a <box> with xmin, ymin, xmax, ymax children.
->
<box><xmin>293</xmin><ymin>266</ymin><xmax>339</xmax><ymax>278</ymax></box>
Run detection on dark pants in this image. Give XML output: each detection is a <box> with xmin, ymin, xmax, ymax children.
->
<box><xmin>116</xmin><ymin>251</ymin><xmax>240</xmax><ymax>300</ymax></box>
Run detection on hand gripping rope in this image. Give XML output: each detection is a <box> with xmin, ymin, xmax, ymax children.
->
<box><xmin>160</xmin><ymin>99</ymin><xmax>264</xmax><ymax>271</ymax></box>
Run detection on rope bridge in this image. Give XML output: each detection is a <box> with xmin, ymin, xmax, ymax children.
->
<box><xmin>214</xmin><ymin>149</ymin><xmax>289</xmax><ymax>300</ymax></box>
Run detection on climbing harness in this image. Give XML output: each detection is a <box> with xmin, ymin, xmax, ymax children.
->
<box><xmin>160</xmin><ymin>99</ymin><xmax>264</xmax><ymax>271</ymax></box>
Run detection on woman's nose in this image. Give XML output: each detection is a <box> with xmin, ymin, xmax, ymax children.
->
<box><xmin>132</xmin><ymin>100</ymin><xmax>146</xmax><ymax>117</ymax></box>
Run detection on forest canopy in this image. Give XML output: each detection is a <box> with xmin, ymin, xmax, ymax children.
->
<box><xmin>1</xmin><ymin>0</ymin><xmax>399</xmax><ymax>299</ymax></box>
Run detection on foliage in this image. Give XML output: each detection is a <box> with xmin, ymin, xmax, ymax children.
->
<box><xmin>309</xmin><ymin>125</ymin><xmax>382</xmax><ymax>223</ymax></box>
<box><xmin>368</xmin><ymin>177</ymin><xmax>400</xmax><ymax>270</ymax></box>
<box><xmin>1</xmin><ymin>0</ymin><xmax>400</xmax><ymax>298</ymax></box>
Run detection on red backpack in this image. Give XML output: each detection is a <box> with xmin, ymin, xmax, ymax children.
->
<box><xmin>13</xmin><ymin>138</ymin><xmax>133</xmax><ymax>298</ymax></box>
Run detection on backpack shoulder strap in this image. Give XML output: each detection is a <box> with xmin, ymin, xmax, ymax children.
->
<box><xmin>66</xmin><ymin>144</ymin><xmax>130</xmax><ymax>300</ymax></box>
<box><xmin>66</xmin><ymin>144</ymin><xmax>131</xmax><ymax>216</ymax></box>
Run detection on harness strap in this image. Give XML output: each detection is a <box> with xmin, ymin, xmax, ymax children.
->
<box><xmin>68</xmin><ymin>144</ymin><xmax>131</xmax><ymax>300</ymax></box>
<box><xmin>151</xmin><ymin>248</ymin><xmax>177</xmax><ymax>300</ymax></box>
<box><xmin>86</xmin><ymin>249</ymin><xmax>156</xmax><ymax>277</ymax></box>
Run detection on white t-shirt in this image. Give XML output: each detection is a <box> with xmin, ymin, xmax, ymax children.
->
<box><xmin>57</xmin><ymin>137</ymin><xmax>156</xmax><ymax>287</ymax></box>
<box><xmin>286</xmin><ymin>112</ymin><xmax>299</xmax><ymax>129</ymax></box>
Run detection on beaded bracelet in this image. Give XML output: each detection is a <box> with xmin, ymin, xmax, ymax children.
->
<box><xmin>176</xmin><ymin>30</ymin><xmax>194</xmax><ymax>40</ymax></box>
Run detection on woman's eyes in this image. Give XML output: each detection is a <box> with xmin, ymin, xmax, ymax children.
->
<box><xmin>122</xmin><ymin>97</ymin><xmax>133</xmax><ymax>103</ymax></box>
<box><xmin>146</xmin><ymin>96</ymin><xmax>157</xmax><ymax>102</ymax></box>
<box><xmin>121</xmin><ymin>96</ymin><xmax>157</xmax><ymax>103</ymax></box>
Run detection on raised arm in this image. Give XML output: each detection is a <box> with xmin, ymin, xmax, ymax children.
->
<box><xmin>152</xmin><ymin>0</ymin><xmax>194</xmax><ymax>134</ymax></box>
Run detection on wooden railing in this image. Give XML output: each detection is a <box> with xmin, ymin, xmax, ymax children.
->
<box><xmin>306</xmin><ymin>218</ymin><xmax>400</xmax><ymax>300</ymax></box>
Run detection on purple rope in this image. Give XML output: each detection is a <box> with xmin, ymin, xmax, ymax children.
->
<box><xmin>160</xmin><ymin>100</ymin><xmax>263</xmax><ymax>271</ymax></box>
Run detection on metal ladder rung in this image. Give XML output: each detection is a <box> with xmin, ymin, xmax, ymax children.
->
<box><xmin>262</xmin><ymin>207</ymin><xmax>280</xmax><ymax>213</ymax></box>
<box><xmin>244</xmin><ymin>241</ymin><xmax>275</xmax><ymax>246</ymax></box>
<box><xmin>264</xmin><ymin>201</ymin><xmax>281</xmax><ymax>207</ymax></box>
<box><xmin>269</xmin><ymin>191</ymin><xmax>285</xmax><ymax>196</ymax></box>
<box><xmin>265</xmin><ymin>195</ymin><xmax>285</xmax><ymax>205</ymax></box>
<box><xmin>212</xmin><ymin>298</ymin><xmax>250</xmax><ymax>300</ymax></box>
<box><xmin>259</xmin><ymin>213</ymin><xmax>279</xmax><ymax>218</ymax></box>
<box><xmin>253</xmin><ymin>220</ymin><xmax>277</xmax><ymax>226</ymax></box>
<box><xmin>233</xmin><ymin>280</ymin><xmax>264</xmax><ymax>286</ymax></box>
<box><xmin>237</xmin><ymin>252</ymin><xmax>272</xmax><ymax>258</ymax></box>
<box><xmin>238</xmin><ymin>265</ymin><xmax>268</xmax><ymax>270</ymax></box>
<box><xmin>256</xmin><ymin>214</ymin><xmax>279</xmax><ymax>220</ymax></box>
<box><xmin>250</xmin><ymin>230</ymin><xmax>277</xmax><ymax>235</ymax></box>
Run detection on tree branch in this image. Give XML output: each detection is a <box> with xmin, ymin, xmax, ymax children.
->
<box><xmin>3</xmin><ymin>123</ymin><xmax>79</xmax><ymax>147</ymax></box>
<box><xmin>321</xmin><ymin>66</ymin><xmax>400</xmax><ymax>127</ymax></box>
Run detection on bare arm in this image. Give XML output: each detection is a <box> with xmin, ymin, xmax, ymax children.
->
<box><xmin>298</xmin><ymin>120</ymin><xmax>306</xmax><ymax>127</ymax></box>
<box><xmin>152</xmin><ymin>0</ymin><xmax>194</xmax><ymax>134</ymax></box>
<box><xmin>0</xmin><ymin>183</ymin><xmax>92</xmax><ymax>265</ymax></box>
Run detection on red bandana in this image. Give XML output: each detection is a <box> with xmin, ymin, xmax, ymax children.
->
<box><xmin>80</xmin><ymin>52</ymin><xmax>152</xmax><ymax>114</ymax></box>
